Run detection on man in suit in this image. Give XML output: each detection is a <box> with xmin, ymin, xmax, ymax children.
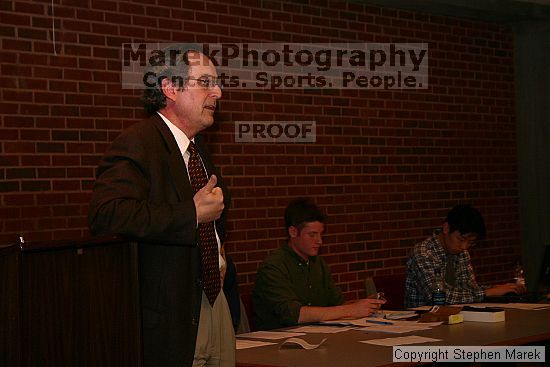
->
<box><xmin>88</xmin><ymin>48</ymin><xmax>234</xmax><ymax>367</ymax></box>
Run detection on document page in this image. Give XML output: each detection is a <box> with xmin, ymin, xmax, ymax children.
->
<box><xmin>361</xmin><ymin>335</ymin><xmax>442</xmax><ymax>346</ymax></box>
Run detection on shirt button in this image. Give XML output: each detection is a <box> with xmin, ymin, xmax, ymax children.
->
<box><xmin>308</xmin><ymin>285</ymin><xmax>312</xmax><ymax>289</ymax></box>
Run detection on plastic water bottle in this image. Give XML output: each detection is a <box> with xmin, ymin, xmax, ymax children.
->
<box><xmin>513</xmin><ymin>261</ymin><xmax>526</xmax><ymax>287</ymax></box>
<box><xmin>432</xmin><ymin>268</ymin><xmax>446</xmax><ymax>305</ymax></box>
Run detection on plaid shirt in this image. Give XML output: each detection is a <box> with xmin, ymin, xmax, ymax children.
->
<box><xmin>405</xmin><ymin>231</ymin><xmax>486</xmax><ymax>308</ymax></box>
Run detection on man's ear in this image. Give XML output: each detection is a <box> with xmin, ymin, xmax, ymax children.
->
<box><xmin>442</xmin><ymin>222</ymin><xmax>450</xmax><ymax>235</ymax></box>
<box><xmin>161</xmin><ymin>78</ymin><xmax>178</xmax><ymax>103</ymax></box>
<box><xmin>288</xmin><ymin>226</ymin><xmax>298</xmax><ymax>238</ymax></box>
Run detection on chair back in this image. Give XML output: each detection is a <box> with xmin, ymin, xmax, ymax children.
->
<box><xmin>240</xmin><ymin>293</ymin><xmax>256</xmax><ymax>332</ymax></box>
<box><xmin>371</xmin><ymin>273</ymin><xmax>406</xmax><ymax>310</ymax></box>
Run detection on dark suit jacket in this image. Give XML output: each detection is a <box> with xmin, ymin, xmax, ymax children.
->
<box><xmin>88</xmin><ymin>115</ymin><xmax>230</xmax><ymax>367</ymax></box>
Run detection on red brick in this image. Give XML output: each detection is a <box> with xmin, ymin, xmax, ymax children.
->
<box><xmin>0</xmin><ymin>12</ymin><xmax>31</xmax><ymax>26</ymax></box>
<box><xmin>65</xmin><ymin>94</ymin><xmax>93</xmax><ymax>105</ymax></box>
<box><xmin>78</xmin><ymin>81</ymin><xmax>106</xmax><ymax>94</ymax></box>
<box><xmin>33</xmin><ymin>66</ymin><xmax>63</xmax><ymax>79</ymax></box>
<box><xmin>20</xmin><ymin>129</ymin><xmax>50</xmax><ymax>141</ymax></box>
<box><xmin>34</xmin><ymin>92</ymin><xmax>64</xmax><ymax>104</ymax></box>
<box><xmin>49</xmin><ymin>80</ymin><xmax>78</xmax><ymax>92</ymax></box>
<box><xmin>21</xmin><ymin>180</ymin><xmax>51</xmax><ymax>191</ymax></box>
<box><xmin>64</xmin><ymin>19</ymin><xmax>91</xmax><ymax>32</ymax></box>
<box><xmin>3</xmin><ymin>193</ymin><xmax>34</xmax><ymax>206</ymax></box>
<box><xmin>52</xmin><ymin>180</ymin><xmax>80</xmax><ymax>190</ymax></box>
<box><xmin>91</xmin><ymin>0</ymin><xmax>117</xmax><ymax>11</ymax></box>
<box><xmin>37</xmin><ymin>142</ymin><xmax>64</xmax><ymax>153</ymax></box>
<box><xmin>51</xmin><ymin>155</ymin><xmax>79</xmax><ymax>166</ymax></box>
<box><xmin>35</xmin><ymin>117</ymin><xmax>64</xmax><ymax>129</ymax></box>
<box><xmin>0</xmin><ymin>1</ymin><xmax>522</xmax><ymax>296</ymax></box>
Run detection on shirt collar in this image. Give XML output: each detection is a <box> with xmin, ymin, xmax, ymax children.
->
<box><xmin>157</xmin><ymin>112</ymin><xmax>192</xmax><ymax>155</ymax></box>
<box><xmin>283</xmin><ymin>241</ymin><xmax>315</xmax><ymax>265</ymax></box>
<box><xmin>430</xmin><ymin>230</ymin><xmax>447</xmax><ymax>258</ymax></box>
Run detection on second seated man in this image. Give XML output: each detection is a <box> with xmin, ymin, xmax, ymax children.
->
<box><xmin>405</xmin><ymin>204</ymin><xmax>524</xmax><ymax>308</ymax></box>
<box><xmin>252</xmin><ymin>198</ymin><xmax>385</xmax><ymax>330</ymax></box>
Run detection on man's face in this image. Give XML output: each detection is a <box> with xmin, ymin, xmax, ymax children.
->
<box><xmin>442</xmin><ymin>223</ymin><xmax>477</xmax><ymax>254</ymax></box>
<box><xmin>288</xmin><ymin>221</ymin><xmax>324</xmax><ymax>261</ymax></box>
<box><xmin>169</xmin><ymin>51</ymin><xmax>222</xmax><ymax>137</ymax></box>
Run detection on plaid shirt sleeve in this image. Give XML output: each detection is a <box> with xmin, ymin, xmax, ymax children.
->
<box><xmin>447</xmin><ymin>251</ymin><xmax>486</xmax><ymax>304</ymax></box>
<box><xmin>406</xmin><ymin>237</ymin><xmax>443</xmax><ymax>307</ymax></box>
<box><xmin>406</xmin><ymin>235</ymin><xmax>486</xmax><ymax>307</ymax></box>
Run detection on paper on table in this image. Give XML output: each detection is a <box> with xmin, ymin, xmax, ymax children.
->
<box><xmin>322</xmin><ymin>317</ymin><xmax>369</xmax><ymax>327</ymax></box>
<box><xmin>413</xmin><ymin>303</ymin><xmax>550</xmax><ymax>311</ymax></box>
<box><xmin>364</xmin><ymin>318</ymin><xmax>442</xmax><ymax>328</ymax></box>
<box><xmin>280</xmin><ymin>337</ymin><xmax>327</xmax><ymax>349</ymax></box>
<box><xmin>506</xmin><ymin>303</ymin><xmax>550</xmax><ymax>310</ymax></box>
<box><xmin>389</xmin><ymin>319</ymin><xmax>442</xmax><ymax>327</ymax></box>
<box><xmin>373</xmin><ymin>310</ymin><xmax>418</xmax><ymax>320</ymax></box>
<box><xmin>408</xmin><ymin>305</ymin><xmax>433</xmax><ymax>311</ymax></box>
<box><xmin>291</xmin><ymin>325</ymin><xmax>355</xmax><ymax>333</ymax></box>
<box><xmin>236</xmin><ymin>339</ymin><xmax>277</xmax><ymax>350</ymax></box>
<box><xmin>318</xmin><ymin>320</ymin><xmax>354</xmax><ymax>326</ymax></box>
<box><xmin>385</xmin><ymin>311</ymin><xmax>418</xmax><ymax>320</ymax></box>
<box><xmin>322</xmin><ymin>317</ymin><xmax>441</xmax><ymax>329</ymax></box>
<box><xmin>456</xmin><ymin>303</ymin><xmax>550</xmax><ymax>311</ymax></box>
<box><xmin>361</xmin><ymin>335</ymin><xmax>442</xmax><ymax>346</ymax></box>
<box><xmin>238</xmin><ymin>331</ymin><xmax>306</xmax><ymax>340</ymax></box>
<box><xmin>360</xmin><ymin>324</ymin><xmax>433</xmax><ymax>333</ymax></box>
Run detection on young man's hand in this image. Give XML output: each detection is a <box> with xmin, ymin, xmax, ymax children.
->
<box><xmin>485</xmin><ymin>283</ymin><xmax>525</xmax><ymax>297</ymax></box>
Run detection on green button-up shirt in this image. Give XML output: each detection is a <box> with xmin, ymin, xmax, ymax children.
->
<box><xmin>252</xmin><ymin>243</ymin><xmax>344</xmax><ymax>330</ymax></box>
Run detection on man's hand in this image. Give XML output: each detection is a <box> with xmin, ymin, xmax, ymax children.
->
<box><xmin>194</xmin><ymin>175</ymin><xmax>224</xmax><ymax>223</ymax></box>
<box><xmin>345</xmin><ymin>298</ymin><xmax>386</xmax><ymax>318</ymax></box>
<box><xmin>299</xmin><ymin>297</ymin><xmax>387</xmax><ymax>324</ymax></box>
<box><xmin>485</xmin><ymin>283</ymin><xmax>525</xmax><ymax>297</ymax></box>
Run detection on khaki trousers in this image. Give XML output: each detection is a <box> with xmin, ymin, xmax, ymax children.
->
<box><xmin>193</xmin><ymin>291</ymin><xmax>235</xmax><ymax>367</ymax></box>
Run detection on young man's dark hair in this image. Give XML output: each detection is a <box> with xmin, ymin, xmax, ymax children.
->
<box><xmin>446</xmin><ymin>204</ymin><xmax>486</xmax><ymax>239</ymax></box>
<box><xmin>284</xmin><ymin>197</ymin><xmax>327</xmax><ymax>233</ymax></box>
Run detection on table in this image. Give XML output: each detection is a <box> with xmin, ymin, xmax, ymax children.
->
<box><xmin>236</xmin><ymin>308</ymin><xmax>550</xmax><ymax>367</ymax></box>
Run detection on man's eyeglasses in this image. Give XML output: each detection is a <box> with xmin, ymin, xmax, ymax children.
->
<box><xmin>187</xmin><ymin>77</ymin><xmax>223</xmax><ymax>90</ymax></box>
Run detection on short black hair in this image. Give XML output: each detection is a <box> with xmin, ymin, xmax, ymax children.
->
<box><xmin>284</xmin><ymin>198</ymin><xmax>326</xmax><ymax>233</ymax></box>
<box><xmin>446</xmin><ymin>204</ymin><xmax>486</xmax><ymax>239</ymax></box>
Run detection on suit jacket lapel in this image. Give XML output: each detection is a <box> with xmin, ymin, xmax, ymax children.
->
<box><xmin>149</xmin><ymin>115</ymin><xmax>193</xmax><ymax>202</ymax></box>
<box><xmin>148</xmin><ymin>115</ymin><xmax>227</xmax><ymax>241</ymax></box>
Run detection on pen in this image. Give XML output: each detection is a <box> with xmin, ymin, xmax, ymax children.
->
<box><xmin>365</xmin><ymin>319</ymin><xmax>393</xmax><ymax>325</ymax></box>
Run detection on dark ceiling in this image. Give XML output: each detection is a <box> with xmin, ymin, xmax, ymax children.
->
<box><xmin>361</xmin><ymin>0</ymin><xmax>550</xmax><ymax>22</ymax></box>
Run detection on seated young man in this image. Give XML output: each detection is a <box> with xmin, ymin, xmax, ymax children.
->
<box><xmin>405</xmin><ymin>204</ymin><xmax>524</xmax><ymax>308</ymax></box>
<box><xmin>252</xmin><ymin>198</ymin><xmax>385</xmax><ymax>330</ymax></box>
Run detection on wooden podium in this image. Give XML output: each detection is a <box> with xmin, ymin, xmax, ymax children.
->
<box><xmin>0</xmin><ymin>236</ymin><xmax>142</xmax><ymax>367</ymax></box>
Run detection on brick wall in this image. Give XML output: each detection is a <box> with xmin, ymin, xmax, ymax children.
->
<box><xmin>0</xmin><ymin>0</ymin><xmax>520</xmax><ymax>299</ymax></box>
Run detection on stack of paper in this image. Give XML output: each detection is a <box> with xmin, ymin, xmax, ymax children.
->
<box><xmin>375</xmin><ymin>310</ymin><xmax>418</xmax><ymax>320</ymax></box>
<box><xmin>460</xmin><ymin>307</ymin><xmax>505</xmax><ymax>323</ymax></box>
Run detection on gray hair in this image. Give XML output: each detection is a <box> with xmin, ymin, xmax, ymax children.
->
<box><xmin>141</xmin><ymin>45</ymin><xmax>203</xmax><ymax>115</ymax></box>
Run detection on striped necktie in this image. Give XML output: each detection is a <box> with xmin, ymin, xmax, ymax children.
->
<box><xmin>187</xmin><ymin>141</ymin><xmax>221</xmax><ymax>306</ymax></box>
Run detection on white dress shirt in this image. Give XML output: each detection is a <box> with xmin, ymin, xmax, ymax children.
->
<box><xmin>157</xmin><ymin>112</ymin><xmax>225</xmax><ymax>271</ymax></box>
